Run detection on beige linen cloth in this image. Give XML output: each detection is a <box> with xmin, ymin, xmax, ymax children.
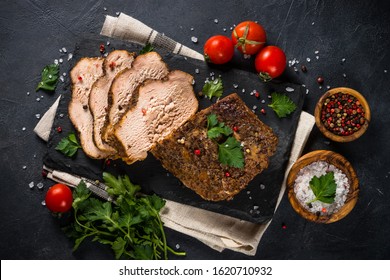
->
<box><xmin>34</xmin><ymin>13</ymin><xmax>315</xmax><ymax>256</ymax></box>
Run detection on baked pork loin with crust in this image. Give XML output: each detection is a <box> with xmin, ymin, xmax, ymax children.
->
<box><xmin>151</xmin><ymin>93</ymin><xmax>278</xmax><ymax>201</ymax></box>
<box><xmin>103</xmin><ymin>52</ymin><xmax>169</xmax><ymax>151</ymax></box>
<box><xmin>89</xmin><ymin>50</ymin><xmax>135</xmax><ymax>156</ymax></box>
<box><xmin>115</xmin><ymin>70</ymin><xmax>198</xmax><ymax>164</ymax></box>
<box><xmin>68</xmin><ymin>57</ymin><xmax>107</xmax><ymax>159</ymax></box>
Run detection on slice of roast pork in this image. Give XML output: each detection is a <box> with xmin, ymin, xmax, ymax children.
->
<box><xmin>89</xmin><ymin>50</ymin><xmax>135</xmax><ymax>156</ymax></box>
<box><xmin>103</xmin><ymin>52</ymin><xmax>169</xmax><ymax>148</ymax></box>
<box><xmin>114</xmin><ymin>70</ymin><xmax>198</xmax><ymax>164</ymax></box>
<box><xmin>68</xmin><ymin>57</ymin><xmax>108</xmax><ymax>159</ymax></box>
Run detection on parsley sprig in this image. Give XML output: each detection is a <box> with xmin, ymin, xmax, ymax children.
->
<box><xmin>202</xmin><ymin>78</ymin><xmax>223</xmax><ymax>100</ymax></box>
<box><xmin>55</xmin><ymin>133</ymin><xmax>81</xmax><ymax>157</ymax></box>
<box><xmin>65</xmin><ymin>173</ymin><xmax>185</xmax><ymax>260</ymax></box>
<box><xmin>308</xmin><ymin>172</ymin><xmax>337</xmax><ymax>204</ymax></box>
<box><xmin>36</xmin><ymin>64</ymin><xmax>60</xmax><ymax>92</ymax></box>
<box><xmin>268</xmin><ymin>92</ymin><xmax>297</xmax><ymax>118</ymax></box>
<box><xmin>207</xmin><ymin>114</ymin><xmax>244</xmax><ymax>168</ymax></box>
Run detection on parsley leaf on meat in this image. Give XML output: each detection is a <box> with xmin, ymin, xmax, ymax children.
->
<box><xmin>206</xmin><ymin>113</ymin><xmax>244</xmax><ymax>168</ymax></box>
<box><xmin>202</xmin><ymin>78</ymin><xmax>223</xmax><ymax>100</ymax></box>
<box><xmin>36</xmin><ymin>64</ymin><xmax>60</xmax><ymax>92</ymax></box>
<box><xmin>64</xmin><ymin>173</ymin><xmax>185</xmax><ymax>260</ymax></box>
<box><xmin>55</xmin><ymin>133</ymin><xmax>81</xmax><ymax>157</ymax></box>
<box><xmin>308</xmin><ymin>172</ymin><xmax>337</xmax><ymax>204</ymax></box>
<box><xmin>268</xmin><ymin>92</ymin><xmax>297</xmax><ymax>118</ymax></box>
<box><xmin>218</xmin><ymin>137</ymin><xmax>245</xmax><ymax>168</ymax></box>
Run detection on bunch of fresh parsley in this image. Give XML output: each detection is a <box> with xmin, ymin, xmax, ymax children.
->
<box><xmin>207</xmin><ymin>114</ymin><xmax>244</xmax><ymax>168</ymax></box>
<box><xmin>64</xmin><ymin>173</ymin><xmax>185</xmax><ymax>260</ymax></box>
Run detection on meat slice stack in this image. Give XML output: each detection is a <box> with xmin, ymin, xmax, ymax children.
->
<box><xmin>115</xmin><ymin>70</ymin><xmax>199</xmax><ymax>164</ymax></box>
<box><xmin>151</xmin><ymin>93</ymin><xmax>278</xmax><ymax>201</ymax></box>
<box><xmin>68</xmin><ymin>51</ymin><xmax>198</xmax><ymax>163</ymax></box>
<box><xmin>89</xmin><ymin>50</ymin><xmax>135</xmax><ymax>156</ymax></box>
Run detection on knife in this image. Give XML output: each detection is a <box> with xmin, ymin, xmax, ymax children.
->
<box><xmin>43</xmin><ymin>165</ymin><xmax>115</xmax><ymax>202</ymax></box>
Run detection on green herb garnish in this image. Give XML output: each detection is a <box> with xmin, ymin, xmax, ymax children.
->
<box><xmin>55</xmin><ymin>133</ymin><xmax>81</xmax><ymax>157</ymax></box>
<box><xmin>308</xmin><ymin>172</ymin><xmax>337</xmax><ymax>204</ymax></box>
<box><xmin>36</xmin><ymin>64</ymin><xmax>59</xmax><ymax>92</ymax></box>
<box><xmin>202</xmin><ymin>78</ymin><xmax>223</xmax><ymax>100</ymax></box>
<box><xmin>268</xmin><ymin>92</ymin><xmax>297</xmax><ymax>118</ymax></box>
<box><xmin>65</xmin><ymin>173</ymin><xmax>185</xmax><ymax>260</ymax></box>
<box><xmin>206</xmin><ymin>114</ymin><xmax>244</xmax><ymax>168</ymax></box>
<box><xmin>140</xmin><ymin>43</ymin><xmax>154</xmax><ymax>54</ymax></box>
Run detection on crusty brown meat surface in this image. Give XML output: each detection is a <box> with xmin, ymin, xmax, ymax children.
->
<box><xmin>151</xmin><ymin>93</ymin><xmax>278</xmax><ymax>201</ymax></box>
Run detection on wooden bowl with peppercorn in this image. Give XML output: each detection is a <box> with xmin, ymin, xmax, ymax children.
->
<box><xmin>314</xmin><ymin>87</ymin><xmax>370</xmax><ymax>142</ymax></box>
<box><xmin>286</xmin><ymin>150</ymin><xmax>359</xmax><ymax>223</ymax></box>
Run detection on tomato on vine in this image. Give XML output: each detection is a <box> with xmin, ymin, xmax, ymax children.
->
<box><xmin>232</xmin><ymin>21</ymin><xmax>266</xmax><ymax>55</ymax></box>
<box><xmin>204</xmin><ymin>35</ymin><xmax>234</xmax><ymax>64</ymax></box>
<box><xmin>255</xmin><ymin>46</ymin><xmax>286</xmax><ymax>82</ymax></box>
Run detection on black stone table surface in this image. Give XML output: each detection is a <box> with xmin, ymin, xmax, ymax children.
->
<box><xmin>1</xmin><ymin>0</ymin><xmax>389</xmax><ymax>259</ymax></box>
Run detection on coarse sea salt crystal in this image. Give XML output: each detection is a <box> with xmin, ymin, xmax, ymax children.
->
<box><xmin>191</xmin><ymin>36</ymin><xmax>198</xmax><ymax>43</ymax></box>
<box><xmin>194</xmin><ymin>68</ymin><xmax>199</xmax><ymax>74</ymax></box>
<box><xmin>59</xmin><ymin>76</ymin><xmax>64</xmax><ymax>82</ymax></box>
<box><xmin>37</xmin><ymin>182</ymin><xmax>44</xmax><ymax>189</ymax></box>
<box><xmin>62</xmin><ymin>47</ymin><xmax>67</xmax><ymax>53</ymax></box>
<box><xmin>29</xmin><ymin>182</ymin><xmax>34</xmax><ymax>189</ymax></box>
<box><xmin>293</xmin><ymin>161</ymin><xmax>350</xmax><ymax>215</ymax></box>
<box><xmin>214</xmin><ymin>19</ymin><xmax>219</xmax><ymax>24</ymax></box>
<box><xmin>35</xmin><ymin>114</ymin><xmax>41</xmax><ymax>119</ymax></box>
<box><xmin>67</xmin><ymin>53</ymin><xmax>73</xmax><ymax>61</ymax></box>
<box><xmin>286</xmin><ymin>87</ymin><xmax>295</xmax><ymax>92</ymax></box>
<box><xmin>306</xmin><ymin>57</ymin><xmax>311</xmax><ymax>62</ymax></box>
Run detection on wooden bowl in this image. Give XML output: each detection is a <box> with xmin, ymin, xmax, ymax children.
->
<box><xmin>314</xmin><ymin>87</ymin><xmax>370</xmax><ymax>142</ymax></box>
<box><xmin>287</xmin><ymin>150</ymin><xmax>359</xmax><ymax>223</ymax></box>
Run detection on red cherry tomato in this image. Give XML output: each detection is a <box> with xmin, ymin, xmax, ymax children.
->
<box><xmin>204</xmin><ymin>35</ymin><xmax>234</xmax><ymax>64</ymax></box>
<box><xmin>255</xmin><ymin>46</ymin><xmax>286</xmax><ymax>81</ymax></box>
<box><xmin>45</xmin><ymin>183</ymin><xmax>73</xmax><ymax>213</ymax></box>
<box><xmin>232</xmin><ymin>21</ymin><xmax>266</xmax><ymax>55</ymax></box>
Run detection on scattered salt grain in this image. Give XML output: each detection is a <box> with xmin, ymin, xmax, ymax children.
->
<box><xmin>341</xmin><ymin>58</ymin><xmax>346</xmax><ymax>63</ymax></box>
<box><xmin>243</xmin><ymin>54</ymin><xmax>251</xmax><ymax>59</ymax></box>
<box><xmin>59</xmin><ymin>113</ymin><xmax>64</xmax><ymax>118</ymax></box>
<box><xmin>261</xmin><ymin>99</ymin><xmax>265</xmax><ymax>104</ymax></box>
<box><xmin>343</xmin><ymin>73</ymin><xmax>347</xmax><ymax>78</ymax></box>
<box><xmin>22</xmin><ymin>165</ymin><xmax>27</xmax><ymax>169</ymax></box>
<box><xmin>116</xmin><ymin>12</ymin><xmax>120</xmax><ymax>16</ymax></box>
<box><xmin>191</xmin><ymin>36</ymin><xmax>198</xmax><ymax>43</ymax></box>
<box><xmin>29</xmin><ymin>182</ymin><xmax>34</xmax><ymax>189</ymax></box>
<box><xmin>41</xmin><ymin>200</ymin><xmax>46</xmax><ymax>206</ymax></box>
<box><xmin>286</xmin><ymin>87</ymin><xmax>295</xmax><ymax>92</ymax></box>
<box><xmin>26</xmin><ymin>92</ymin><xmax>30</xmax><ymax>96</ymax></box>
<box><xmin>59</xmin><ymin>76</ymin><xmax>64</xmax><ymax>82</ymax></box>
<box><xmin>230</xmin><ymin>26</ymin><xmax>233</xmax><ymax>30</ymax></box>
<box><xmin>233</xmin><ymin>84</ymin><xmax>238</xmax><ymax>89</ymax></box>
<box><xmin>293</xmin><ymin>161</ymin><xmax>350</xmax><ymax>215</ymax></box>
<box><xmin>260</xmin><ymin>184</ymin><xmax>265</xmax><ymax>190</ymax></box>
<box><xmin>190</xmin><ymin>27</ymin><xmax>194</xmax><ymax>31</ymax></box>
<box><xmin>67</xmin><ymin>53</ymin><xmax>73</xmax><ymax>61</ymax></box>
<box><xmin>37</xmin><ymin>182</ymin><xmax>44</xmax><ymax>189</ymax></box>
<box><xmin>195</xmin><ymin>68</ymin><xmax>199</xmax><ymax>74</ymax></box>
<box><xmin>103</xmin><ymin>7</ymin><xmax>107</xmax><ymax>11</ymax></box>
<box><xmin>311</xmin><ymin>22</ymin><xmax>315</xmax><ymax>25</ymax></box>
<box><xmin>247</xmin><ymin>190</ymin><xmax>251</xmax><ymax>194</ymax></box>
<box><xmin>61</xmin><ymin>47</ymin><xmax>67</xmax><ymax>53</ymax></box>
<box><xmin>293</xmin><ymin>66</ymin><xmax>298</xmax><ymax>72</ymax></box>
<box><xmin>314</xmin><ymin>50</ymin><xmax>319</xmax><ymax>54</ymax></box>
<box><xmin>35</xmin><ymin>114</ymin><xmax>41</xmax><ymax>119</ymax></box>
<box><xmin>384</xmin><ymin>70</ymin><xmax>388</xmax><ymax>73</ymax></box>
<box><xmin>59</xmin><ymin>58</ymin><xmax>63</xmax><ymax>64</ymax></box>
<box><xmin>250</xmin><ymin>91</ymin><xmax>254</xmax><ymax>96</ymax></box>
<box><xmin>252</xmin><ymin>105</ymin><xmax>257</xmax><ymax>110</ymax></box>
<box><xmin>106</xmin><ymin>41</ymin><xmax>110</xmax><ymax>46</ymax></box>
<box><xmin>54</xmin><ymin>59</ymin><xmax>59</xmax><ymax>65</ymax></box>
<box><xmin>306</xmin><ymin>57</ymin><xmax>311</xmax><ymax>62</ymax></box>
<box><xmin>241</xmin><ymin>88</ymin><xmax>246</xmax><ymax>93</ymax></box>
<box><xmin>22</xmin><ymin>127</ymin><xmax>26</xmax><ymax>131</ymax></box>
<box><xmin>175</xmin><ymin>244</ymin><xmax>180</xmax><ymax>250</ymax></box>
<box><xmin>214</xmin><ymin>19</ymin><xmax>219</xmax><ymax>24</ymax></box>
<box><xmin>326</xmin><ymin>85</ymin><xmax>331</xmax><ymax>89</ymax></box>
<box><xmin>253</xmin><ymin>205</ymin><xmax>259</xmax><ymax>210</ymax></box>
<box><xmin>316</xmin><ymin>55</ymin><xmax>319</xmax><ymax>60</ymax></box>
<box><xmin>62</xmin><ymin>72</ymin><xmax>67</xmax><ymax>76</ymax></box>
<box><xmin>223</xmin><ymin>28</ymin><xmax>227</xmax><ymax>32</ymax></box>
<box><xmin>306</xmin><ymin>89</ymin><xmax>309</xmax><ymax>95</ymax></box>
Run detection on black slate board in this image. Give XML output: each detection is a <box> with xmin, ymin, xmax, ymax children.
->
<box><xmin>43</xmin><ymin>38</ymin><xmax>304</xmax><ymax>224</ymax></box>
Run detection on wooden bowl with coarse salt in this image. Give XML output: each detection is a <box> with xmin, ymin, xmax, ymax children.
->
<box><xmin>314</xmin><ymin>87</ymin><xmax>370</xmax><ymax>142</ymax></box>
<box><xmin>286</xmin><ymin>150</ymin><xmax>359</xmax><ymax>223</ymax></box>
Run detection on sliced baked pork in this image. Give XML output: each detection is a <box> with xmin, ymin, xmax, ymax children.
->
<box><xmin>68</xmin><ymin>57</ymin><xmax>108</xmax><ymax>159</ymax></box>
<box><xmin>103</xmin><ymin>52</ymin><xmax>169</xmax><ymax>149</ymax></box>
<box><xmin>89</xmin><ymin>50</ymin><xmax>135</xmax><ymax>156</ymax></box>
<box><xmin>151</xmin><ymin>93</ymin><xmax>278</xmax><ymax>201</ymax></box>
<box><xmin>115</xmin><ymin>70</ymin><xmax>198</xmax><ymax>164</ymax></box>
